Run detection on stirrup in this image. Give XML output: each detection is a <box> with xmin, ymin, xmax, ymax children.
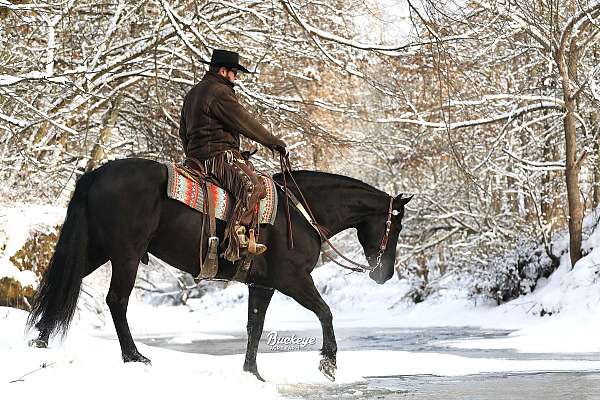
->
<box><xmin>248</xmin><ymin>229</ymin><xmax>267</xmax><ymax>255</ymax></box>
<box><xmin>200</xmin><ymin>236</ymin><xmax>219</xmax><ymax>279</ymax></box>
<box><xmin>251</xmin><ymin>244</ymin><xmax>267</xmax><ymax>255</ymax></box>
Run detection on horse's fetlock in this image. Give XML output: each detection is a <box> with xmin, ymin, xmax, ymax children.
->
<box><xmin>320</xmin><ymin>345</ymin><xmax>336</xmax><ymax>360</ymax></box>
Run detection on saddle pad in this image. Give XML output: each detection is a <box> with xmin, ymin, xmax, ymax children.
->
<box><xmin>165</xmin><ymin>163</ymin><xmax>278</xmax><ymax>225</ymax></box>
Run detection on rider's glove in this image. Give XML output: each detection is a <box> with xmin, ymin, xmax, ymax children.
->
<box><xmin>272</xmin><ymin>143</ymin><xmax>288</xmax><ymax>157</ymax></box>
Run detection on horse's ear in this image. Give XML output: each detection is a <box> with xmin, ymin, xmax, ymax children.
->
<box><xmin>394</xmin><ymin>193</ymin><xmax>413</xmax><ymax>207</ymax></box>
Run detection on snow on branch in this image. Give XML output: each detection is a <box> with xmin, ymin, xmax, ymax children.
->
<box><xmin>8</xmin><ymin>94</ymin><xmax>79</xmax><ymax>137</ymax></box>
<box><xmin>279</xmin><ymin>0</ymin><xmax>466</xmax><ymax>56</ymax></box>
<box><xmin>0</xmin><ymin>71</ymin><xmax>79</xmax><ymax>87</ymax></box>
<box><xmin>473</xmin><ymin>0</ymin><xmax>552</xmax><ymax>51</ymax></box>
<box><xmin>0</xmin><ymin>0</ymin><xmax>52</xmax><ymax>11</ymax></box>
<box><xmin>160</xmin><ymin>0</ymin><xmax>209</xmax><ymax>61</ymax></box>
<box><xmin>377</xmin><ymin>102</ymin><xmax>564</xmax><ymax>130</ymax></box>
<box><xmin>502</xmin><ymin>149</ymin><xmax>565</xmax><ymax>172</ymax></box>
<box><xmin>0</xmin><ymin>112</ymin><xmax>27</xmax><ymax>128</ymax></box>
<box><xmin>559</xmin><ymin>1</ymin><xmax>600</xmax><ymax>54</ymax></box>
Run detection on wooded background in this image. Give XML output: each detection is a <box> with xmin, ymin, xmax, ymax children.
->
<box><xmin>1</xmin><ymin>0</ymin><xmax>599</xmax><ymax>302</ymax></box>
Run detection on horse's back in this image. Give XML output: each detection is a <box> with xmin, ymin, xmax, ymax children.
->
<box><xmin>92</xmin><ymin>158</ymin><xmax>166</xmax><ymax>184</ymax></box>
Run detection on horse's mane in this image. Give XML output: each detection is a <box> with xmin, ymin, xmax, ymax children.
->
<box><xmin>272</xmin><ymin>170</ymin><xmax>386</xmax><ymax>196</ymax></box>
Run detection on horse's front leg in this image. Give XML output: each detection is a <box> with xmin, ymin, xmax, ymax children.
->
<box><xmin>280</xmin><ymin>275</ymin><xmax>337</xmax><ymax>381</ymax></box>
<box><xmin>243</xmin><ymin>285</ymin><xmax>274</xmax><ymax>381</ymax></box>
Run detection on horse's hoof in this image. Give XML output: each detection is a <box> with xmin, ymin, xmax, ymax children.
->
<box><xmin>319</xmin><ymin>358</ymin><xmax>336</xmax><ymax>382</ymax></box>
<box><xmin>28</xmin><ymin>339</ymin><xmax>48</xmax><ymax>348</ymax></box>
<box><xmin>244</xmin><ymin>365</ymin><xmax>265</xmax><ymax>382</ymax></box>
<box><xmin>123</xmin><ymin>352</ymin><xmax>152</xmax><ymax>365</ymax></box>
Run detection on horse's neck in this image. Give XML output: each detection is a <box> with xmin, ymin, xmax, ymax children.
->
<box><xmin>291</xmin><ymin>173</ymin><xmax>387</xmax><ymax>237</ymax></box>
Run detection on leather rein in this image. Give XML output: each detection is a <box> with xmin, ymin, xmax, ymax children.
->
<box><xmin>278</xmin><ymin>154</ymin><xmax>396</xmax><ymax>274</ymax></box>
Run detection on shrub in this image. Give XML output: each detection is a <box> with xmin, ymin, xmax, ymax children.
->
<box><xmin>0</xmin><ymin>277</ymin><xmax>35</xmax><ymax>310</ymax></box>
<box><xmin>1</xmin><ymin>226</ymin><xmax>59</xmax><ymax>310</ymax></box>
<box><xmin>9</xmin><ymin>227</ymin><xmax>59</xmax><ymax>277</ymax></box>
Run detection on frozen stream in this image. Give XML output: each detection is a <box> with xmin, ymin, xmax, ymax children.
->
<box><xmin>140</xmin><ymin>327</ymin><xmax>600</xmax><ymax>399</ymax></box>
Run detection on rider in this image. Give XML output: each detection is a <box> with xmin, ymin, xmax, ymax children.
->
<box><xmin>179</xmin><ymin>49</ymin><xmax>287</xmax><ymax>262</ymax></box>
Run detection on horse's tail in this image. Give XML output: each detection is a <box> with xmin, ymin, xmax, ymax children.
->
<box><xmin>26</xmin><ymin>170</ymin><xmax>96</xmax><ymax>338</ymax></box>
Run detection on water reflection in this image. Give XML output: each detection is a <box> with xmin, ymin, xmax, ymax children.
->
<box><xmin>278</xmin><ymin>372</ymin><xmax>600</xmax><ymax>400</ymax></box>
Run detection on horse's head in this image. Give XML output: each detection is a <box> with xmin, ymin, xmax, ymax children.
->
<box><xmin>357</xmin><ymin>193</ymin><xmax>412</xmax><ymax>284</ymax></box>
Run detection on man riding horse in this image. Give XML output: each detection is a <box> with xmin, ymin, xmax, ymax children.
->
<box><xmin>179</xmin><ymin>49</ymin><xmax>287</xmax><ymax>262</ymax></box>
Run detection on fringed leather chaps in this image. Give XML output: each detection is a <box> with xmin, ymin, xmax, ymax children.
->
<box><xmin>203</xmin><ymin>150</ymin><xmax>266</xmax><ymax>262</ymax></box>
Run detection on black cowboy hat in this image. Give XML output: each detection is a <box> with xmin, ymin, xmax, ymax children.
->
<box><xmin>202</xmin><ymin>49</ymin><xmax>251</xmax><ymax>73</ymax></box>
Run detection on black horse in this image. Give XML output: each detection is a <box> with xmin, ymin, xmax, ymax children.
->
<box><xmin>26</xmin><ymin>158</ymin><xmax>411</xmax><ymax>381</ymax></box>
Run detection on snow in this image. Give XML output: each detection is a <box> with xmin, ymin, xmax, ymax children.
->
<box><xmin>3</xmin><ymin>304</ymin><xmax>600</xmax><ymax>398</ymax></box>
<box><xmin>0</xmin><ymin>308</ymin><xmax>282</xmax><ymax>399</ymax></box>
<box><xmin>441</xmin><ymin>212</ymin><xmax>600</xmax><ymax>354</ymax></box>
<box><xmin>2</xmin><ymin>204</ymin><xmax>600</xmax><ymax>398</ymax></box>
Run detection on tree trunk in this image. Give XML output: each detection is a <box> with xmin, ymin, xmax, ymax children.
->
<box><xmin>563</xmin><ymin>96</ymin><xmax>583</xmax><ymax>267</ymax></box>
<box><xmin>594</xmin><ymin>134</ymin><xmax>600</xmax><ymax>208</ymax></box>
<box><xmin>556</xmin><ymin>34</ymin><xmax>584</xmax><ymax>267</ymax></box>
<box><xmin>86</xmin><ymin>96</ymin><xmax>121</xmax><ymax>171</ymax></box>
<box><xmin>540</xmin><ymin>123</ymin><xmax>555</xmax><ymax>230</ymax></box>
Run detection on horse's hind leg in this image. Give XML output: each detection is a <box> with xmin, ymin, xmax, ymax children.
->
<box><xmin>30</xmin><ymin>251</ymin><xmax>108</xmax><ymax>349</ymax></box>
<box><xmin>279</xmin><ymin>276</ymin><xmax>337</xmax><ymax>381</ymax></box>
<box><xmin>29</xmin><ymin>328</ymin><xmax>50</xmax><ymax>348</ymax></box>
<box><xmin>243</xmin><ymin>285</ymin><xmax>274</xmax><ymax>381</ymax></box>
<box><xmin>106</xmin><ymin>255</ymin><xmax>149</xmax><ymax>364</ymax></box>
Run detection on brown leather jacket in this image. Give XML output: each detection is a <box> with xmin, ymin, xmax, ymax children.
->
<box><xmin>179</xmin><ymin>71</ymin><xmax>285</xmax><ymax>160</ymax></box>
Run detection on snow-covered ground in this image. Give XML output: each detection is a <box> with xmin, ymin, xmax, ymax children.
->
<box><xmin>1</xmin><ymin>204</ymin><xmax>600</xmax><ymax>398</ymax></box>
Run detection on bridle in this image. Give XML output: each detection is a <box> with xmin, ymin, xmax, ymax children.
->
<box><xmin>371</xmin><ymin>196</ymin><xmax>398</xmax><ymax>273</ymax></box>
<box><xmin>278</xmin><ymin>154</ymin><xmax>399</xmax><ymax>273</ymax></box>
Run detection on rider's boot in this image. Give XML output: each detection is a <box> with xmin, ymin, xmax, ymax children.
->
<box><xmin>235</xmin><ymin>225</ymin><xmax>267</xmax><ymax>255</ymax></box>
<box><xmin>236</xmin><ymin>225</ymin><xmax>249</xmax><ymax>247</ymax></box>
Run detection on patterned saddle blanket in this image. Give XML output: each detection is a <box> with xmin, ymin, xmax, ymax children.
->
<box><xmin>165</xmin><ymin>162</ymin><xmax>278</xmax><ymax>225</ymax></box>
